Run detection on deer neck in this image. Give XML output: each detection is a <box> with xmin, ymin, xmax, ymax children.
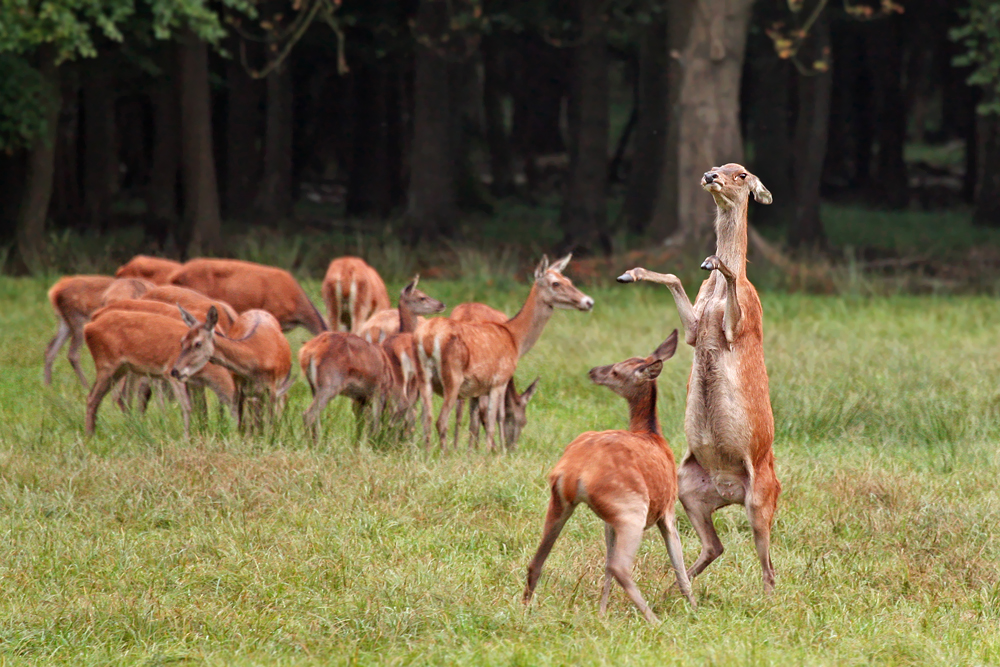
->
<box><xmin>209</xmin><ymin>334</ymin><xmax>259</xmax><ymax>379</ymax></box>
<box><xmin>714</xmin><ymin>197</ymin><xmax>749</xmax><ymax>279</ymax></box>
<box><xmin>627</xmin><ymin>383</ymin><xmax>662</xmax><ymax>437</ymax></box>
<box><xmin>503</xmin><ymin>283</ymin><xmax>552</xmax><ymax>357</ymax></box>
<box><xmin>398</xmin><ymin>301</ymin><xmax>419</xmax><ymax>334</ymax></box>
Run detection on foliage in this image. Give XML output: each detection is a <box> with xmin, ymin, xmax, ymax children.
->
<box><xmin>952</xmin><ymin>0</ymin><xmax>1000</xmax><ymax>115</ymax></box>
<box><xmin>0</xmin><ymin>54</ymin><xmax>48</xmax><ymax>152</ymax></box>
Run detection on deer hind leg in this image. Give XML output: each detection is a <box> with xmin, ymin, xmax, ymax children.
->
<box><xmin>746</xmin><ymin>463</ymin><xmax>781</xmax><ymax>592</ymax></box>
<box><xmin>167</xmin><ymin>378</ymin><xmax>193</xmax><ymax>437</ymax></box>
<box><xmin>303</xmin><ymin>373</ymin><xmax>343</xmax><ymax>441</ymax></box>
<box><xmin>85</xmin><ymin>366</ymin><xmax>125</xmax><ymax>434</ymax></box>
<box><xmin>606</xmin><ymin>508</ymin><xmax>658</xmax><ymax>624</ymax></box>
<box><xmin>678</xmin><ymin>456</ymin><xmax>729</xmax><ymax>580</ymax></box>
<box><xmin>67</xmin><ymin>320</ymin><xmax>90</xmax><ymax>389</ymax></box>
<box><xmin>523</xmin><ymin>486</ymin><xmax>576</xmax><ymax>605</ymax></box>
<box><xmin>599</xmin><ymin>524</ymin><xmax>616</xmax><ymax>615</ymax></box>
<box><xmin>482</xmin><ymin>385</ymin><xmax>507</xmax><ymax>452</ymax></box>
<box><xmin>453</xmin><ymin>398</ymin><xmax>465</xmax><ymax>449</ymax></box>
<box><xmin>44</xmin><ymin>319</ymin><xmax>72</xmax><ymax>385</ymax></box>
<box><xmin>657</xmin><ymin>513</ymin><xmax>696</xmax><ymax>608</ymax></box>
<box><xmin>469</xmin><ymin>397</ymin><xmax>487</xmax><ymax>449</ymax></box>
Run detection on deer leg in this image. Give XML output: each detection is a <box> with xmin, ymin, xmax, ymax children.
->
<box><xmin>599</xmin><ymin>523</ymin><xmax>617</xmax><ymax>615</ymax></box>
<box><xmin>657</xmin><ymin>514</ymin><xmax>696</xmax><ymax>608</ymax></box>
<box><xmin>469</xmin><ymin>397</ymin><xmax>486</xmax><ymax>450</ymax></box>
<box><xmin>483</xmin><ymin>386</ymin><xmax>505</xmax><ymax>452</ymax></box>
<box><xmin>136</xmin><ymin>378</ymin><xmax>153</xmax><ymax>415</ymax></box>
<box><xmin>745</xmin><ymin>464</ymin><xmax>781</xmax><ymax>593</ymax></box>
<box><xmin>352</xmin><ymin>398</ymin><xmax>367</xmax><ymax>442</ymax></box>
<box><xmin>606</xmin><ymin>513</ymin><xmax>658</xmax><ymax>624</ymax></box>
<box><xmin>85</xmin><ymin>367</ymin><xmax>123</xmax><ymax>434</ymax></box>
<box><xmin>44</xmin><ymin>319</ymin><xmax>71</xmax><ymax>385</ymax></box>
<box><xmin>453</xmin><ymin>398</ymin><xmax>465</xmax><ymax>450</ymax></box>
<box><xmin>115</xmin><ymin>375</ymin><xmax>132</xmax><ymax>413</ymax></box>
<box><xmin>67</xmin><ymin>323</ymin><xmax>90</xmax><ymax>389</ymax></box>
<box><xmin>701</xmin><ymin>255</ymin><xmax>741</xmax><ymax>344</ymax></box>
<box><xmin>303</xmin><ymin>376</ymin><xmax>342</xmax><ymax>441</ymax></box>
<box><xmin>678</xmin><ymin>457</ymin><xmax>729</xmax><ymax>580</ymax></box>
<box><xmin>167</xmin><ymin>379</ymin><xmax>192</xmax><ymax>437</ymax></box>
<box><xmin>189</xmin><ymin>384</ymin><xmax>208</xmax><ymax>429</ymax></box>
<box><xmin>523</xmin><ymin>490</ymin><xmax>576</xmax><ymax>604</ymax></box>
<box><xmin>618</xmin><ymin>268</ymin><xmax>699</xmax><ymax>345</ymax></box>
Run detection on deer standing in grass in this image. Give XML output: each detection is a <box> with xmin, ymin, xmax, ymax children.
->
<box><xmin>617</xmin><ymin>163</ymin><xmax>781</xmax><ymax>591</ymax></box>
<box><xmin>300</xmin><ymin>277</ymin><xmax>445</xmax><ymax>439</ymax></box>
<box><xmin>522</xmin><ymin>331</ymin><xmax>695</xmax><ymax>623</ymax></box>
<box><xmin>415</xmin><ymin>255</ymin><xmax>593</xmax><ymax>451</ymax></box>
<box><xmin>115</xmin><ymin>255</ymin><xmax>183</xmax><ymax>284</ymax></box>
<box><xmin>172</xmin><ymin>306</ymin><xmax>293</xmax><ymax>430</ymax></box>
<box><xmin>322</xmin><ymin>257</ymin><xmax>390</xmax><ymax>334</ymax></box>
<box><xmin>45</xmin><ymin>275</ymin><xmax>154</xmax><ymax>387</ymax></box>
<box><xmin>449</xmin><ymin>302</ymin><xmax>539</xmax><ymax>450</ymax></box>
<box><xmin>168</xmin><ymin>258</ymin><xmax>328</xmax><ymax>334</ymax></box>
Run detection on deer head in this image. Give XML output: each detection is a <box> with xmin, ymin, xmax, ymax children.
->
<box><xmin>701</xmin><ymin>163</ymin><xmax>772</xmax><ymax>210</ymax></box>
<box><xmin>171</xmin><ymin>305</ymin><xmax>218</xmax><ymax>381</ymax></box>
<box><xmin>533</xmin><ymin>254</ymin><xmax>594</xmax><ymax>312</ymax></box>
<box><xmin>400</xmin><ymin>275</ymin><xmax>446</xmax><ymax>316</ymax></box>
<box><xmin>588</xmin><ymin>330</ymin><xmax>678</xmax><ymax>400</ymax></box>
<box><xmin>503</xmin><ymin>377</ymin><xmax>540</xmax><ymax>449</ymax></box>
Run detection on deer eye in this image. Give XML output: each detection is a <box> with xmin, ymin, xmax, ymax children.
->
<box><xmin>551</xmin><ymin>280</ymin><xmax>561</xmax><ymax>288</ymax></box>
<box><xmin>738</xmin><ymin>173</ymin><xmax>747</xmax><ymax>179</ymax></box>
<box><xmin>194</xmin><ymin>341</ymin><xmax>202</xmax><ymax>349</ymax></box>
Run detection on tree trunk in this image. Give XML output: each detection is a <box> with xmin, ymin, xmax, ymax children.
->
<box><xmin>407</xmin><ymin>0</ymin><xmax>456</xmax><ymax>238</ymax></box>
<box><xmin>621</xmin><ymin>16</ymin><xmax>667</xmax><ymax>235</ymax></box>
<box><xmin>225</xmin><ymin>51</ymin><xmax>263</xmax><ymax>220</ymax></box>
<box><xmin>0</xmin><ymin>151</ymin><xmax>26</xmax><ymax>244</ymax></box>
<box><xmin>82</xmin><ymin>70</ymin><xmax>116</xmax><ymax>230</ymax></box>
<box><xmin>347</xmin><ymin>57</ymin><xmax>404</xmax><ymax>218</ymax></box>
<box><xmin>148</xmin><ymin>71</ymin><xmax>181</xmax><ymax>249</ymax></box>
<box><xmin>559</xmin><ymin>0</ymin><xmax>609</xmax><ymax>252</ymax></box>
<box><xmin>974</xmin><ymin>112</ymin><xmax>1000</xmax><ymax>227</ymax></box>
<box><xmin>867</xmin><ymin>17</ymin><xmax>908</xmax><ymax>209</ymax></box>
<box><xmin>257</xmin><ymin>62</ymin><xmax>294</xmax><ymax>221</ymax></box>
<box><xmin>511</xmin><ymin>33</ymin><xmax>569</xmax><ymax>191</ymax></box>
<box><xmin>482</xmin><ymin>34</ymin><xmax>514</xmax><ymax>198</ymax></box>
<box><xmin>51</xmin><ymin>76</ymin><xmax>81</xmax><ymax>227</ymax></box>
<box><xmin>177</xmin><ymin>31</ymin><xmax>223</xmax><ymax>255</ymax></box>
<box><xmin>16</xmin><ymin>47</ymin><xmax>60</xmax><ymax>271</ymax></box>
<box><xmin>789</xmin><ymin>6</ymin><xmax>831</xmax><ymax>248</ymax></box>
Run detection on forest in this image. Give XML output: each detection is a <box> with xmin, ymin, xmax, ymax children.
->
<box><xmin>0</xmin><ymin>0</ymin><xmax>998</xmax><ymax>280</ymax></box>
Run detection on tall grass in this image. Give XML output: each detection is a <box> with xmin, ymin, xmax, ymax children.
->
<box><xmin>3</xmin><ymin>275</ymin><xmax>1000</xmax><ymax>665</ymax></box>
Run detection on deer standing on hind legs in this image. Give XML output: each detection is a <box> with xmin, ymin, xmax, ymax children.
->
<box><xmin>522</xmin><ymin>331</ymin><xmax>695</xmax><ymax>623</ymax></box>
<box><xmin>617</xmin><ymin>163</ymin><xmax>781</xmax><ymax>592</ymax></box>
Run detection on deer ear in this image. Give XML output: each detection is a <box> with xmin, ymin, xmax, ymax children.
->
<box><xmin>535</xmin><ymin>255</ymin><xmax>550</xmax><ymax>280</ymax></box>
<box><xmin>205</xmin><ymin>306</ymin><xmax>218</xmax><ymax>331</ymax></box>
<box><xmin>652</xmin><ymin>329</ymin><xmax>679</xmax><ymax>361</ymax></box>
<box><xmin>521</xmin><ymin>377</ymin><xmax>540</xmax><ymax>405</ymax></box>
<box><xmin>638</xmin><ymin>359</ymin><xmax>663</xmax><ymax>381</ymax></box>
<box><xmin>178</xmin><ymin>305</ymin><xmax>198</xmax><ymax>328</ymax></box>
<box><xmin>749</xmin><ymin>175</ymin><xmax>772</xmax><ymax>204</ymax></box>
<box><xmin>550</xmin><ymin>253</ymin><xmax>572</xmax><ymax>274</ymax></box>
<box><xmin>402</xmin><ymin>277</ymin><xmax>417</xmax><ymax>295</ymax></box>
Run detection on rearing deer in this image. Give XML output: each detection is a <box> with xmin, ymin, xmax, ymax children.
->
<box><xmin>617</xmin><ymin>163</ymin><xmax>781</xmax><ymax>592</ymax></box>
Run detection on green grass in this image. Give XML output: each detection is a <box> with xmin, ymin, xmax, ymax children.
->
<box><xmin>3</xmin><ymin>275</ymin><xmax>1000</xmax><ymax>665</ymax></box>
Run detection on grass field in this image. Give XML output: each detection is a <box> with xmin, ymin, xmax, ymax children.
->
<box><xmin>3</xmin><ymin>274</ymin><xmax>1000</xmax><ymax>665</ymax></box>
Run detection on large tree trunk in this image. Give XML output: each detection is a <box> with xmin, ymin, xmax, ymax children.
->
<box><xmin>407</xmin><ymin>0</ymin><xmax>456</xmax><ymax>239</ymax></box>
<box><xmin>482</xmin><ymin>34</ymin><xmax>514</xmax><ymax>198</ymax></box>
<box><xmin>16</xmin><ymin>47</ymin><xmax>60</xmax><ymax>271</ymax></box>
<box><xmin>256</xmin><ymin>62</ymin><xmax>294</xmax><ymax>221</ymax></box>
<box><xmin>621</xmin><ymin>16</ymin><xmax>667</xmax><ymax>235</ymax></box>
<box><xmin>974</xmin><ymin>112</ymin><xmax>1000</xmax><ymax>227</ymax></box>
<box><xmin>789</xmin><ymin>6</ymin><xmax>831</xmax><ymax>248</ymax></box>
<box><xmin>0</xmin><ymin>151</ymin><xmax>26</xmax><ymax>243</ymax></box>
<box><xmin>559</xmin><ymin>0</ymin><xmax>609</xmax><ymax>252</ymax></box>
<box><xmin>82</xmin><ymin>70</ymin><xmax>116</xmax><ymax>230</ymax></box>
<box><xmin>177</xmin><ymin>31</ymin><xmax>223</xmax><ymax>255</ymax></box>
<box><xmin>148</xmin><ymin>70</ymin><xmax>181</xmax><ymax>249</ymax></box>
<box><xmin>225</xmin><ymin>51</ymin><xmax>263</xmax><ymax>220</ymax></box>
<box><xmin>867</xmin><ymin>17</ymin><xmax>908</xmax><ymax>209</ymax></box>
<box><xmin>51</xmin><ymin>76</ymin><xmax>82</xmax><ymax>227</ymax></box>
<box><xmin>347</xmin><ymin>57</ymin><xmax>404</xmax><ymax>217</ymax></box>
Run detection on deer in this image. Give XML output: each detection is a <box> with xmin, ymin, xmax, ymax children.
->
<box><xmin>300</xmin><ymin>277</ymin><xmax>445</xmax><ymax>439</ymax></box>
<box><xmin>322</xmin><ymin>256</ymin><xmax>390</xmax><ymax>334</ymax></box>
<box><xmin>172</xmin><ymin>306</ymin><xmax>293</xmax><ymax>431</ymax></box>
<box><xmin>449</xmin><ymin>302</ymin><xmax>540</xmax><ymax>450</ymax></box>
<box><xmin>168</xmin><ymin>258</ymin><xmax>328</xmax><ymax>334</ymax></box>
<box><xmin>522</xmin><ymin>331</ymin><xmax>695</xmax><ymax>623</ymax></box>
<box><xmin>115</xmin><ymin>255</ymin><xmax>184</xmax><ymax>284</ymax></box>
<box><xmin>415</xmin><ymin>254</ymin><xmax>593</xmax><ymax>451</ymax></box>
<box><xmin>83</xmin><ymin>311</ymin><xmax>236</xmax><ymax>436</ymax></box>
<box><xmin>141</xmin><ymin>285</ymin><xmax>240</xmax><ymax>333</ymax></box>
<box><xmin>44</xmin><ymin>275</ymin><xmax>154</xmax><ymax>387</ymax></box>
<box><xmin>616</xmin><ymin>163</ymin><xmax>781</xmax><ymax>592</ymax></box>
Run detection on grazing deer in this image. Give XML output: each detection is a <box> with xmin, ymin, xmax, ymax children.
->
<box><xmin>115</xmin><ymin>255</ymin><xmax>184</xmax><ymax>284</ymax></box>
<box><xmin>322</xmin><ymin>257</ymin><xmax>390</xmax><ymax>334</ymax></box>
<box><xmin>449</xmin><ymin>302</ymin><xmax>540</xmax><ymax>449</ymax></box>
<box><xmin>301</xmin><ymin>277</ymin><xmax>445</xmax><ymax>438</ymax></box>
<box><xmin>415</xmin><ymin>255</ymin><xmax>593</xmax><ymax>450</ymax></box>
<box><xmin>45</xmin><ymin>275</ymin><xmax>153</xmax><ymax>387</ymax></box>
<box><xmin>168</xmin><ymin>258</ymin><xmax>327</xmax><ymax>334</ymax></box>
<box><xmin>522</xmin><ymin>331</ymin><xmax>695</xmax><ymax>623</ymax></box>
<box><xmin>172</xmin><ymin>306</ymin><xmax>293</xmax><ymax>430</ymax></box>
<box><xmin>83</xmin><ymin>312</ymin><xmax>235</xmax><ymax>435</ymax></box>
<box><xmin>617</xmin><ymin>163</ymin><xmax>781</xmax><ymax>591</ymax></box>
<box><xmin>142</xmin><ymin>285</ymin><xmax>240</xmax><ymax>333</ymax></box>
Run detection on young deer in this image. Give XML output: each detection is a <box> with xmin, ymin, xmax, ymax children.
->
<box><xmin>83</xmin><ymin>312</ymin><xmax>235</xmax><ymax>435</ymax></box>
<box><xmin>168</xmin><ymin>258</ymin><xmax>328</xmax><ymax>334</ymax></box>
<box><xmin>449</xmin><ymin>302</ymin><xmax>539</xmax><ymax>449</ymax></box>
<box><xmin>300</xmin><ymin>278</ymin><xmax>445</xmax><ymax>438</ymax></box>
<box><xmin>522</xmin><ymin>331</ymin><xmax>695</xmax><ymax>623</ymax></box>
<box><xmin>617</xmin><ymin>163</ymin><xmax>781</xmax><ymax>591</ymax></box>
<box><xmin>172</xmin><ymin>306</ymin><xmax>293</xmax><ymax>430</ymax></box>
<box><xmin>45</xmin><ymin>275</ymin><xmax>153</xmax><ymax>387</ymax></box>
<box><xmin>322</xmin><ymin>257</ymin><xmax>390</xmax><ymax>334</ymax></box>
<box><xmin>115</xmin><ymin>255</ymin><xmax>184</xmax><ymax>284</ymax></box>
<box><xmin>142</xmin><ymin>285</ymin><xmax>240</xmax><ymax>333</ymax></box>
<box><xmin>415</xmin><ymin>255</ymin><xmax>593</xmax><ymax>450</ymax></box>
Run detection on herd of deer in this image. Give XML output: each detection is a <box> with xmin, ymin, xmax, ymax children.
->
<box><xmin>42</xmin><ymin>164</ymin><xmax>779</xmax><ymax>623</ymax></box>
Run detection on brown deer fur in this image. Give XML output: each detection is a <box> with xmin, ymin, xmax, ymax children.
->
<box><xmin>169</xmin><ymin>258</ymin><xmax>327</xmax><ymax>334</ymax></box>
<box><xmin>415</xmin><ymin>255</ymin><xmax>593</xmax><ymax>450</ymax></box>
<box><xmin>522</xmin><ymin>331</ymin><xmax>694</xmax><ymax>623</ymax></box>
<box><xmin>322</xmin><ymin>257</ymin><xmax>390</xmax><ymax>334</ymax></box>
<box><xmin>617</xmin><ymin>162</ymin><xmax>781</xmax><ymax>591</ymax></box>
<box><xmin>115</xmin><ymin>255</ymin><xmax>184</xmax><ymax>284</ymax></box>
<box><xmin>141</xmin><ymin>285</ymin><xmax>239</xmax><ymax>333</ymax></box>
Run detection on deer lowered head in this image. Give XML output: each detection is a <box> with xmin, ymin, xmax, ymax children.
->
<box><xmin>171</xmin><ymin>305</ymin><xmax>219</xmax><ymax>381</ymax></box>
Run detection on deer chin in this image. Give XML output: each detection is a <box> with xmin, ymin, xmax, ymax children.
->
<box><xmin>702</xmin><ymin>181</ymin><xmax>723</xmax><ymax>193</ymax></box>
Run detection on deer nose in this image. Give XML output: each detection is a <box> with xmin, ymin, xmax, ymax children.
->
<box><xmin>703</xmin><ymin>172</ymin><xmax>716</xmax><ymax>183</ymax></box>
<box><xmin>170</xmin><ymin>369</ymin><xmax>181</xmax><ymax>380</ymax></box>
<box><xmin>579</xmin><ymin>296</ymin><xmax>594</xmax><ymax>311</ymax></box>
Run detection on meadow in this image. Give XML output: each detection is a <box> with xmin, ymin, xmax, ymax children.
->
<box><xmin>2</xmin><ymin>272</ymin><xmax>1000</xmax><ymax>665</ymax></box>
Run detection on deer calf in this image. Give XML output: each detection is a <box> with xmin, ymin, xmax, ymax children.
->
<box><xmin>523</xmin><ymin>331</ymin><xmax>694</xmax><ymax>623</ymax></box>
<box><xmin>617</xmin><ymin>163</ymin><xmax>781</xmax><ymax>591</ymax></box>
<box><xmin>322</xmin><ymin>257</ymin><xmax>390</xmax><ymax>334</ymax></box>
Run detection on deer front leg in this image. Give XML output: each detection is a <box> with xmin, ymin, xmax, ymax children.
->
<box><xmin>617</xmin><ymin>267</ymin><xmax>699</xmax><ymax>345</ymax></box>
<box><xmin>701</xmin><ymin>255</ymin><xmax>740</xmax><ymax>345</ymax></box>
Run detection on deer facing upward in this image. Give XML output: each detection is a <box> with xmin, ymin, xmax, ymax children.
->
<box><xmin>522</xmin><ymin>331</ymin><xmax>695</xmax><ymax>623</ymax></box>
<box><xmin>617</xmin><ymin>163</ymin><xmax>781</xmax><ymax>592</ymax></box>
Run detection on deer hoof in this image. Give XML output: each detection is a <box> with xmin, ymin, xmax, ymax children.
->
<box><xmin>701</xmin><ymin>256</ymin><xmax>720</xmax><ymax>272</ymax></box>
<box><xmin>616</xmin><ymin>272</ymin><xmax>635</xmax><ymax>283</ymax></box>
